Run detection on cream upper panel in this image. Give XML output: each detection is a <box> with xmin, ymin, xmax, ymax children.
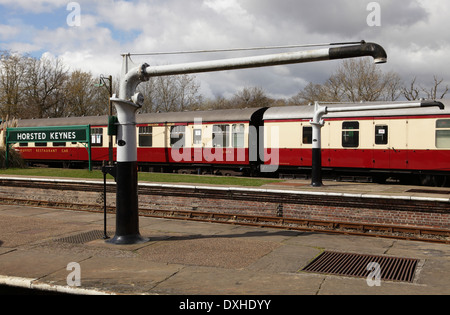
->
<box><xmin>145</xmin><ymin>123</ymin><xmax>250</xmax><ymax>149</ymax></box>
<box><xmin>265</xmin><ymin>118</ymin><xmax>447</xmax><ymax>150</ymax></box>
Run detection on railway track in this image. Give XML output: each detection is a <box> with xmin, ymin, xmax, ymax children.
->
<box><xmin>0</xmin><ymin>194</ymin><xmax>449</xmax><ymax>245</ymax></box>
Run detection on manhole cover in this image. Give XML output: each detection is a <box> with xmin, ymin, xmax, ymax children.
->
<box><xmin>302</xmin><ymin>251</ymin><xmax>419</xmax><ymax>283</ymax></box>
<box><xmin>54</xmin><ymin>230</ymin><xmax>112</xmax><ymax>244</ymax></box>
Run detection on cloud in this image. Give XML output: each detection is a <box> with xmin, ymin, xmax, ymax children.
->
<box><xmin>0</xmin><ymin>24</ymin><xmax>19</xmax><ymax>40</ymax></box>
<box><xmin>0</xmin><ymin>0</ymin><xmax>449</xmax><ymax>100</ymax></box>
<box><xmin>0</xmin><ymin>0</ymin><xmax>64</xmax><ymax>13</ymax></box>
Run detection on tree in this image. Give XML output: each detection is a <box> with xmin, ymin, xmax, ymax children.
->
<box><xmin>63</xmin><ymin>70</ymin><xmax>108</xmax><ymax>117</ymax></box>
<box><xmin>138</xmin><ymin>74</ymin><xmax>202</xmax><ymax>113</ymax></box>
<box><xmin>232</xmin><ymin>86</ymin><xmax>274</xmax><ymax>108</ymax></box>
<box><xmin>23</xmin><ymin>56</ymin><xmax>68</xmax><ymax>118</ymax></box>
<box><xmin>402</xmin><ymin>76</ymin><xmax>449</xmax><ymax>101</ymax></box>
<box><xmin>402</xmin><ymin>77</ymin><xmax>421</xmax><ymax>101</ymax></box>
<box><xmin>326</xmin><ymin>59</ymin><xmax>402</xmax><ymax>102</ymax></box>
<box><xmin>291</xmin><ymin>58</ymin><xmax>402</xmax><ymax>104</ymax></box>
<box><xmin>288</xmin><ymin>82</ymin><xmax>328</xmax><ymax>105</ymax></box>
<box><xmin>0</xmin><ymin>51</ymin><xmax>28</xmax><ymax>117</ymax></box>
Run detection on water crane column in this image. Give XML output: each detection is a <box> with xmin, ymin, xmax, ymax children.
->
<box><xmin>108</xmin><ymin>42</ymin><xmax>388</xmax><ymax>244</ymax></box>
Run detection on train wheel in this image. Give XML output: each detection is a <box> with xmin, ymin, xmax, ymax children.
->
<box><xmin>419</xmin><ymin>174</ymin><xmax>448</xmax><ymax>187</ymax></box>
<box><xmin>419</xmin><ymin>175</ymin><xmax>433</xmax><ymax>186</ymax></box>
<box><xmin>432</xmin><ymin>175</ymin><xmax>447</xmax><ymax>187</ymax></box>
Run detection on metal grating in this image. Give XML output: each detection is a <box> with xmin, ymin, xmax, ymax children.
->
<box><xmin>54</xmin><ymin>230</ymin><xmax>112</xmax><ymax>244</ymax></box>
<box><xmin>302</xmin><ymin>251</ymin><xmax>419</xmax><ymax>283</ymax></box>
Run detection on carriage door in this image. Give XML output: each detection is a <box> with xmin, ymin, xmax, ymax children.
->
<box><xmin>372</xmin><ymin>122</ymin><xmax>390</xmax><ymax>169</ymax></box>
<box><xmin>388</xmin><ymin>119</ymin><xmax>409</xmax><ymax>170</ymax></box>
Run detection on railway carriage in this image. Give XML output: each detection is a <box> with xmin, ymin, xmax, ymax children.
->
<box><xmin>3</xmin><ymin>99</ymin><xmax>450</xmax><ymax>186</ymax></box>
<box><xmin>263</xmin><ymin>99</ymin><xmax>450</xmax><ymax>186</ymax></box>
<box><xmin>4</xmin><ymin>107</ymin><xmax>267</xmax><ymax>175</ymax></box>
<box><xmin>134</xmin><ymin>107</ymin><xmax>266</xmax><ymax>175</ymax></box>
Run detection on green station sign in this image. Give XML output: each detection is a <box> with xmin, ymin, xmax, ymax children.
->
<box><xmin>7</xmin><ymin>125</ymin><xmax>90</xmax><ymax>143</ymax></box>
<box><xmin>5</xmin><ymin>125</ymin><xmax>92</xmax><ymax>170</ymax></box>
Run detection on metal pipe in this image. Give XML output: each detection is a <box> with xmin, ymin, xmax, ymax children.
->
<box><xmin>118</xmin><ymin>42</ymin><xmax>387</xmax><ymax>101</ymax></box>
<box><xmin>143</xmin><ymin>42</ymin><xmax>387</xmax><ymax>79</ymax></box>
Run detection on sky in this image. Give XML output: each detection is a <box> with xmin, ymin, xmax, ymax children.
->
<box><xmin>0</xmin><ymin>0</ymin><xmax>449</xmax><ymax>100</ymax></box>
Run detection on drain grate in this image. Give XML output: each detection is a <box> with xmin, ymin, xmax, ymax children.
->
<box><xmin>302</xmin><ymin>251</ymin><xmax>419</xmax><ymax>283</ymax></box>
<box><xmin>55</xmin><ymin>230</ymin><xmax>112</xmax><ymax>244</ymax></box>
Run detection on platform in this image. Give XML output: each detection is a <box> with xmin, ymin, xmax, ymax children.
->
<box><xmin>1</xmin><ymin>202</ymin><xmax>450</xmax><ymax>297</ymax></box>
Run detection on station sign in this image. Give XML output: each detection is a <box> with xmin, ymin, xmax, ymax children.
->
<box><xmin>7</xmin><ymin>125</ymin><xmax>90</xmax><ymax>143</ymax></box>
<box><xmin>5</xmin><ymin>125</ymin><xmax>92</xmax><ymax>170</ymax></box>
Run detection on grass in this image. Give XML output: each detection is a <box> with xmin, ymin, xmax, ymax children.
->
<box><xmin>0</xmin><ymin>167</ymin><xmax>283</xmax><ymax>187</ymax></box>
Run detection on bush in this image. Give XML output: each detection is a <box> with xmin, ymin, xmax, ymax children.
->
<box><xmin>0</xmin><ymin>147</ymin><xmax>26</xmax><ymax>169</ymax></box>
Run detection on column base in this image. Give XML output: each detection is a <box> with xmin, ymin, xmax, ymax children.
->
<box><xmin>106</xmin><ymin>234</ymin><xmax>150</xmax><ymax>245</ymax></box>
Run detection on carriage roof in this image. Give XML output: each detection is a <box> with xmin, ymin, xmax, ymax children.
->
<box><xmin>263</xmin><ymin>99</ymin><xmax>450</xmax><ymax>121</ymax></box>
<box><xmin>15</xmin><ymin>107</ymin><xmax>266</xmax><ymax>128</ymax></box>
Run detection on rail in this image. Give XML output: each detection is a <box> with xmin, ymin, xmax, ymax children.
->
<box><xmin>0</xmin><ymin>196</ymin><xmax>449</xmax><ymax>244</ymax></box>
<box><xmin>0</xmin><ymin>177</ymin><xmax>449</xmax><ymax>244</ymax></box>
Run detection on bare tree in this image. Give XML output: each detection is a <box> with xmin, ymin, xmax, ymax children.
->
<box><xmin>292</xmin><ymin>58</ymin><xmax>402</xmax><ymax>104</ymax></box>
<box><xmin>138</xmin><ymin>74</ymin><xmax>202</xmax><ymax>113</ymax></box>
<box><xmin>289</xmin><ymin>82</ymin><xmax>328</xmax><ymax>105</ymax></box>
<box><xmin>201</xmin><ymin>95</ymin><xmax>231</xmax><ymax>110</ymax></box>
<box><xmin>326</xmin><ymin>59</ymin><xmax>402</xmax><ymax>102</ymax></box>
<box><xmin>232</xmin><ymin>86</ymin><xmax>274</xmax><ymax>108</ymax></box>
<box><xmin>402</xmin><ymin>77</ymin><xmax>421</xmax><ymax>100</ymax></box>
<box><xmin>402</xmin><ymin>76</ymin><xmax>449</xmax><ymax>100</ymax></box>
<box><xmin>0</xmin><ymin>51</ymin><xmax>28</xmax><ymax>117</ymax></box>
<box><xmin>23</xmin><ymin>56</ymin><xmax>68</xmax><ymax>118</ymax></box>
<box><xmin>63</xmin><ymin>70</ymin><xmax>107</xmax><ymax>117</ymax></box>
<box><xmin>422</xmin><ymin>76</ymin><xmax>449</xmax><ymax>100</ymax></box>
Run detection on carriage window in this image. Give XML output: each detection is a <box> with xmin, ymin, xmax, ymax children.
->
<box><xmin>375</xmin><ymin>125</ymin><xmax>388</xmax><ymax>145</ymax></box>
<box><xmin>91</xmin><ymin>128</ymin><xmax>103</xmax><ymax>147</ymax></box>
<box><xmin>53</xmin><ymin>142</ymin><xmax>66</xmax><ymax>147</ymax></box>
<box><xmin>139</xmin><ymin>126</ymin><xmax>153</xmax><ymax>147</ymax></box>
<box><xmin>35</xmin><ymin>142</ymin><xmax>47</xmax><ymax>147</ymax></box>
<box><xmin>303</xmin><ymin>126</ymin><xmax>313</xmax><ymax>144</ymax></box>
<box><xmin>436</xmin><ymin>119</ymin><xmax>450</xmax><ymax>148</ymax></box>
<box><xmin>232</xmin><ymin>124</ymin><xmax>245</xmax><ymax>148</ymax></box>
<box><xmin>213</xmin><ymin>125</ymin><xmax>230</xmax><ymax>148</ymax></box>
<box><xmin>170</xmin><ymin>125</ymin><xmax>185</xmax><ymax>148</ymax></box>
<box><xmin>342</xmin><ymin>121</ymin><xmax>359</xmax><ymax>148</ymax></box>
<box><xmin>193</xmin><ymin>129</ymin><xmax>202</xmax><ymax>145</ymax></box>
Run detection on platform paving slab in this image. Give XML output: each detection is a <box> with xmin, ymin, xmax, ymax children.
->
<box><xmin>38</xmin><ymin>256</ymin><xmax>184</xmax><ymax>295</ymax></box>
<box><xmin>1</xmin><ymin>204</ymin><xmax>450</xmax><ymax>295</ymax></box>
<box><xmin>150</xmin><ymin>266</ymin><xmax>325</xmax><ymax>295</ymax></box>
<box><xmin>0</xmin><ymin>249</ymin><xmax>91</xmax><ymax>280</ymax></box>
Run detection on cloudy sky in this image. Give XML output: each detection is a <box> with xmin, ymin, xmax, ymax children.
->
<box><xmin>0</xmin><ymin>0</ymin><xmax>449</xmax><ymax>100</ymax></box>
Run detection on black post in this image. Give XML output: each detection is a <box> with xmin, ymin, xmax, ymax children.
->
<box><xmin>102</xmin><ymin>161</ymin><xmax>109</xmax><ymax>240</ymax></box>
<box><xmin>106</xmin><ymin>95</ymin><xmax>149</xmax><ymax>245</ymax></box>
<box><xmin>311</xmin><ymin>104</ymin><xmax>326</xmax><ymax>188</ymax></box>
<box><xmin>311</xmin><ymin>148</ymin><xmax>323</xmax><ymax>187</ymax></box>
<box><xmin>107</xmin><ymin>161</ymin><xmax>147</xmax><ymax>245</ymax></box>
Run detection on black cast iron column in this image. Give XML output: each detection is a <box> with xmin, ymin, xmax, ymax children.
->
<box><xmin>107</xmin><ymin>97</ymin><xmax>148</xmax><ymax>245</ymax></box>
